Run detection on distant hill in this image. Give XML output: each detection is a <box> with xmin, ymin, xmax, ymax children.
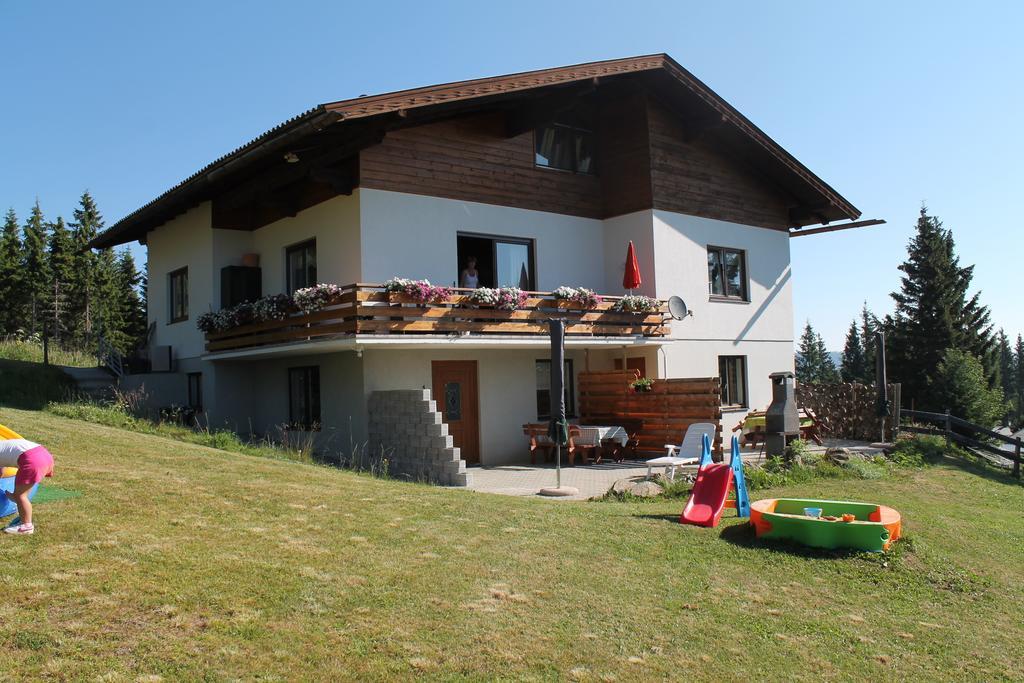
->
<box><xmin>829</xmin><ymin>351</ymin><xmax>842</xmax><ymax>367</ymax></box>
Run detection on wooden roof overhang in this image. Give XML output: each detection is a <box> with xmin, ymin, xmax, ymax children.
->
<box><xmin>91</xmin><ymin>53</ymin><xmax>860</xmax><ymax>249</ymax></box>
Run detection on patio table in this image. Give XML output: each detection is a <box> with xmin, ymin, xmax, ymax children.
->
<box><xmin>577</xmin><ymin>425</ymin><xmax>630</xmax><ymax>464</ymax></box>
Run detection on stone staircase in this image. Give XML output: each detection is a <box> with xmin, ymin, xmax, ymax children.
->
<box><xmin>62</xmin><ymin>366</ymin><xmax>118</xmax><ymax>402</ymax></box>
<box><xmin>367</xmin><ymin>389</ymin><xmax>471</xmax><ymax>486</ymax></box>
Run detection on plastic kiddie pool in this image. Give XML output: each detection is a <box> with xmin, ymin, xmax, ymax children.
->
<box><xmin>750</xmin><ymin>498</ymin><xmax>902</xmax><ymax>552</ymax></box>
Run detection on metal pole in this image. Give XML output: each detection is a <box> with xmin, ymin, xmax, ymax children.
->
<box><xmin>555</xmin><ymin>442</ymin><xmax>561</xmax><ymax>489</ymax></box>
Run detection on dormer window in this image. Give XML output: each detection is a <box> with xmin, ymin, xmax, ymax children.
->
<box><xmin>534</xmin><ymin>121</ymin><xmax>595</xmax><ymax>174</ymax></box>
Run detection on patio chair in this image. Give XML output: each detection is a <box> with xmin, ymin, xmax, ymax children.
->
<box><xmin>567</xmin><ymin>425</ymin><xmax>599</xmax><ymax>466</ymax></box>
<box><xmin>645</xmin><ymin>422</ymin><xmax>717</xmax><ymax>481</ymax></box>
<box><xmin>523</xmin><ymin>423</ymin><xmax>554</xmax><ymax>464</ymax></box>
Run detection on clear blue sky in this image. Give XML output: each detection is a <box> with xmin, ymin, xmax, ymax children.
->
<box><xmin>2</xmin><ymin>1</ymin><xmax>1021</xmax><ymax>349</ymax></box>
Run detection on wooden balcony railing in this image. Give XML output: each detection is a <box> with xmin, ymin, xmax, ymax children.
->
<box><xmin>205</xmin><ymin>283</ymin><xmax>668</xmax><ymax>353</ymax></box>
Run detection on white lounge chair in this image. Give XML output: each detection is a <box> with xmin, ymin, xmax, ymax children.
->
<box><xmin>645</xmin><ymin>422</ymin><xmax>716</xmax><ymax>481</ymax></box>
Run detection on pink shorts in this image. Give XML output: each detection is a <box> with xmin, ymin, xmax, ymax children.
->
<box><xmin>15</xmin><ymin>446</ymin><xmax>54</xmax><ymax>487</ymax></box>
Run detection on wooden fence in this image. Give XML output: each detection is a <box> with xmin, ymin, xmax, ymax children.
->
<box><xmin>578</xmin><ymin>370</ymin><xmax>722</xmax><ymax>455</ymax></box>
<box><xmin>795</xmin><ymin>382</ymin><xmax>901</xmax><ymax>441</ymax></box>
<box><xmin>900</xmin><ymin>408</ymin><xmax>1022</xmax><ymax>479</ymax></box>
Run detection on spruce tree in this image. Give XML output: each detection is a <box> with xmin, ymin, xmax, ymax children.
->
<box><xmin>0</xmin><ymin>208</ymin><xmax>24</xmax><ymax>335</ymax></box>
<box><xmin>46</xmin><ymin>216</ymin><xmax>74</xmax><ymax>343</ymax></box>
<box><xmin>797</xmin><ymin>321</ymin><xmax>840</xmax><ymax>384</ymax></box>
<box><xmin>860</xmin><ymin>304</ymin><xmax>878</xmax><ymax>378</ymax></box>
<box><xmin>1016</xmin><ymin>335</ymin><xmax>1024</xmax><ymax>427</ymax></box>
<box><xmin>888</xmin><ymin>207</ymin><xmax>998</xmax><ymax>409</ymax></box>
<box><xmin>21</xmin><ymin>200</ymin><xmax>50</xmax><ymax>335</ymax></box>
<box><xmin>68</xmin><ymin>191</ymin><xmax>103</xmax><ymax>346</ymax></box>
<box><xmin>114</xmin><ymin>249</ymin><xmax>147</xmax><ymax>353</ymax></box>
<box><xmin>840</xmin><ymin>320</ymin><xmax>869</xmax><ymax>383</ymax></box>
<box><xmin>997</xmin><ymin>330</ymin><xmax>1016</xmax><ymax>425</ymax></box>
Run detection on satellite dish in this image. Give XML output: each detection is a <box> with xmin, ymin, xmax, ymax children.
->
<box><xmin>667</xmin><ymin>296</ymin><xmax>692</xmax><ymax>320</ymax></box>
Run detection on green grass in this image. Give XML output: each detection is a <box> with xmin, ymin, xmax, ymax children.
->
<box><xmin>0</xmin><ymin>359</ymin><xmax>77</xmax><ymax>410</ymax></box>
<box><xmin>45</xmin><ymin>400</ymin><xmax>316</xmax><ymax>464</ymax></box>
<box><xmin>0</xmin><ymin>338</ymin><xmax>95</xmax><ymax>368</ymax></box>
<box><xmin>1</xmin><ymin>406</ymin><xmax>1022</xmax><ymax>680</ymax></box>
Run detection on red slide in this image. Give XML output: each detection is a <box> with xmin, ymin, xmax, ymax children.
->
<box><xmin>680</xmin><ymin>464</ymin><xmax>734</xmax><ymax>528</ymax></box>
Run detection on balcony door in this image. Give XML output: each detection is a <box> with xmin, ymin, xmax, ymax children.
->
<box><xmin>431</xmin><ymin>360</ymin><xmax>480</xmax><ymax>464</ymax></box>
<box><xmin>456</xmin><ymin>233</ymin><xmax>535</xmax><ymax>290</ymax></box>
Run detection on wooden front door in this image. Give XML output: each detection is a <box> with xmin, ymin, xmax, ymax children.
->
<box><xmin>431</xmin><ymin>360</ymin><xmax>480</xmax><ymax>464</ymax></box>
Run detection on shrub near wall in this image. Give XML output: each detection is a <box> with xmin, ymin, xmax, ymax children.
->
<box><xmin>796</xmin><ymin>382</ymin><xmax>900</xmax><ymax>441</ymax></box>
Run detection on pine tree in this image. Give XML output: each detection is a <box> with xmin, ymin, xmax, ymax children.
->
<box><xmin>92</xmin><ymin>246</ymin><xmax>121</xmax><ymax>348</ymax></box>
<box><xmin>860</xmin><ymin>304</ymin><xmax>878</xmax><ymax>378</ymax></box>
<box><xmin>21</xmin><ymin>200</ymin><xmax>50</xmax><ymax>335</ymax></box>
<box><xmin>996</xmin><ymin>330</ymin><xmax>1016</xmax><ymax>425</ymax></box>
<box><xmin>797</xmin><ymin>321</ymin><xmax>840</xmax><ymax>384</ymax></box>
<box><xmin>116</xmin><ymin>250</ymin><xmax>147</xmax><ymax>352</ymax></box>
<box><xmin>840</xmin><ymin>320</ymin><xmax>869</xmax><ymax>383</ymax></box>
<box><xmin>1016</xmin><ymin>335</ymin><xmax>1024</xmax><ymax>428</ymax></box>
<box><xmin>67</xmin><ymin>191</ymin><xmax>103</xmax><ymax>347</ymax></box>
<box><xmin>0</xmin><ymin>208</ymin><xmax>24</xmax><ymax>335</ymax></box>
<box><xmin>46</xmin><ymin>216</ymin><xmax>74</xmax><ymax>343</ymax></box>
<box><xmin>888</xmin><ymin>207</ymin><xmax>998</xmax><ymax>409</ymax></box>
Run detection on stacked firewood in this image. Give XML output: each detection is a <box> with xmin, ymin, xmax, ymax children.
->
<box><xmin>796</xmin><ymin>382</ymin><xmax>899</xmax><ymax>442</ymax></box>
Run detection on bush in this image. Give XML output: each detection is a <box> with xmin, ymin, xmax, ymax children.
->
<box><xmin>934</xmin><ymin>348</ymin><xmax>1005</xmax><ymax>427</ymax></box>
<box><xmin>890</xmin><ymin>435</ymin><xmax>955</xmax><ymax>467</ymax></box>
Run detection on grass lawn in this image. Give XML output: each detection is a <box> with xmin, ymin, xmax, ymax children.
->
<box><xmin>1</xmin><ymin>407</ymin><xmax>1022</xmax><ymax>681</ymax></box>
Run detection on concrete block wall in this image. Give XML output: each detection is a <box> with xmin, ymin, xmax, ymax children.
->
<box><xmin>367</xmin><ymin>389</ymin><xmax>471</xmax><ymax>486</ymax></box>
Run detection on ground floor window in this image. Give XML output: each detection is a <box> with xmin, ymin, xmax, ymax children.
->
<box><xmin>536</xmin><ymin>359</ymin><xmax>575</xmax><ymax>420</ymax></box>
<box><xmin>187</xmin><ymin>372</ymin><xmax>203</xmax><ymax>412</ymax></box>
<box><xmin>719</xmin><ymin>356</ymin><xmax>748</xmax><ymax>408</ymax></box>
<box><xmin>288</xmin><ymin>366</ymin><xmax>321</xmax><ymax>430</ymax></box>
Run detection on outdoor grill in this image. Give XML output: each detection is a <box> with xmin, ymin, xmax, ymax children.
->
<box><xmin>765</xmin><ymin>371</ymin><xmax>799</xmax><ymax>457</ymax></box>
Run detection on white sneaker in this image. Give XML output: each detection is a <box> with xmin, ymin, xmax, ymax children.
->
<box><xmin>4</xmin><ymin>523</ymin><xmax>33</xmax><ymax>535</ymax></box>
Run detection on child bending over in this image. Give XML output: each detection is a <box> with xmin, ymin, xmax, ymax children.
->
<box><xmin>1</xmin><ymin>438</ymin><xmax>55</xmax><ymax>536</ymax></box>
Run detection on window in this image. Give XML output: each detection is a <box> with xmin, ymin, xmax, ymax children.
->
<box><xmin>535</xmin><ymin>359</ymin><xmax>575</xmax><ymax>420</ymax></box>
<box><xmin>169</xmin><ymin>267</ymin><xmax>189</xmax><ymax>323</ymax></box>
<box><xmin>286</xmin><ymin>240</ymin><xmax>317</xmax><ymax>294</ymax></box>
<box><xmin>535</xmin><ymin>123</ymin><xmax>595</xmax><ymax>174</ymax></box>
<box><xmin>719</xmin><ymin>356</ymin><xmax>748</xmax><ymax>408</ymax></box>
<box><xmin>456</xmin><ymin>233</ymin><xmax>535</xmax><ymax>290</ymax></box>
<box><xmin>288</xmin><ymin>366</ymin><xmax>321</xmax><ymax>431</ymax></box>
<box><xmin>187</xmin><ymin>373</ymin><xmax>203</xmax><ymax>412</ymax></box>
<box><xmin>707</xmin><ymin>246</ymin><xmax>748</xmax><ymax>300</ymax></box>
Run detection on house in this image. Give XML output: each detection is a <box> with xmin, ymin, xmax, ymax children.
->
<box><xmin>92</xmin><ymin>54</ymin><xmax>862</xmax><ymax>478</ymax></box>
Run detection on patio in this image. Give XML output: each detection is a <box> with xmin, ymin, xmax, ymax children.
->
<box><xmin>465</xmin><ymin>439</ymin><xmax>884</xmax><ymax>500</ymax></box>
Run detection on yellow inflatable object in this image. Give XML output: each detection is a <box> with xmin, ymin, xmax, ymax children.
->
<box><xmin>0</xmin><ymin>424</ymin><xmax>23</xmax><ymax>478</ymax></box>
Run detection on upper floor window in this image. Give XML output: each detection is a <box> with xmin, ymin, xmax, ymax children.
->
<box><xmin>169</xmin><ymin>267</ymin><xmax>189</xmax><ymax>323</ymax></box>
<box><xmin>719</xmin><ymin>356</ymin><xmax>748</xmax><ymax>408</ymax></box>
<box><xmin>535</xmin><ymin>123</ymin><xmax>595</xmax><ymax>175</ymax></box>
<box><xmin>286</xmin><ymin>239</ymin><xmax>317</xmax><ymax>294</ymax></box>
<box><xmin>707</xmin><ymin>246</ymin><xmax>747</xmax><ymax>300</ymax></box>
<box><xmin>288</xmin><ymin>365</ymin><xmax>321</xmax><ymax>431</ymax></box>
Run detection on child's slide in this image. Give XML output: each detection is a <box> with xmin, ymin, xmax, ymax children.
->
<box><xmin>0</xmin><ymin>423</ymin><xmax>39</xmax><ymax>518</ymax></box>
<box><xmin>680</xmin><ymin>463</ymin><xmax>733</xmax><ymax>527</ymax></box>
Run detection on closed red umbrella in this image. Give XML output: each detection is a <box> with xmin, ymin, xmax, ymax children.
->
<box><xmin>622</xmin><ymin>240</ymin><xmax>642</xmax><ymax>291</ymax></box>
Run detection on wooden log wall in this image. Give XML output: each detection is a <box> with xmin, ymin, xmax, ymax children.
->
<box><xmin>795</xmin><ymin>382</ymin><xmax>901</xmax><ymax>442</ymax></box>
<box><xmin>578</xmin><ymin>370</ymin><xmax>723</xmax><ymax>455</ymax></box>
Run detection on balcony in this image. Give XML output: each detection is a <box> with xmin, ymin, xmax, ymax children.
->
<box><xmin>204</xmin><ymin>283</ymin><xmax>668</xmax><ymax>354</ymax></box>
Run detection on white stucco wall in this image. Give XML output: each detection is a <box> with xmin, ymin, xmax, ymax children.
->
<box><xmin>361</xmin><ymin>347</ymin><xmax>586</xmax><ymax>465</ymax></box>
<box><xmin>358</xmin><ymin>188</ymin><xmax>606</xmax><ymax>291</ymax></box>
<box><xmin>146</xmin><ymin>203</ymin><xmax>213</xmax><ymax>360</ymax></box>
<box><xmin>602</xmin><ymin>210</ymin><xmax>657</xmax><ymax>298</ymax></box>
<box><xmin>249</xmin><ymin>193</ymin><xmax>361</xmax><ymax>296</ymax></box>
<box><xmin>651</xmin><ymin>209</ymin><xmax>795</xmax><ymax>414</ymax></box>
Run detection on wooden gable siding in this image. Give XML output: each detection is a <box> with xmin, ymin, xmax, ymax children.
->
<box><xmin>359</xmin><ymin>112</ymin><xmax>604</xmax><ymax>218</ymax></box>
<box><xmin>598</xmin><ymin>90</ymin><xmax>653</xmax><ymax>217</ymax></box>
<box><xmin>646</xmin><ymin>98</ymin><xmax>791</xmax><ymax>230</ymax></box>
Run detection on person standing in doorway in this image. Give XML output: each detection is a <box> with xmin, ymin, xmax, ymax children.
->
<box><xmin>460</xmin><ymin>256</ymin><xmax>480</xmax><ymax>289</ymax></box>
